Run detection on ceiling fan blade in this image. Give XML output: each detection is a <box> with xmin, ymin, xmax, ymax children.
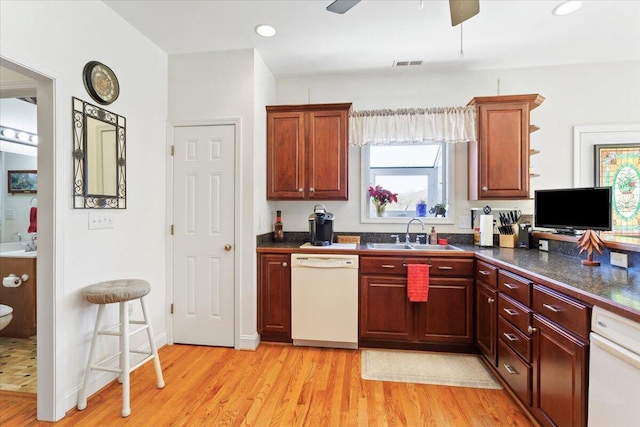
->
<box><xmin>327</xmin><ymin>0</ymin><xmax>361</xmax><ymax>14</ymax></box>
<box><xmin>449</xmin><ymin>0</ymin><xmax>480</xmax><ymax>26</ymax></box>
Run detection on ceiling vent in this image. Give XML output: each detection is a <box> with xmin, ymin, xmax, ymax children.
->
<box><xmin>393</xmin><ymin>60</ymin><xmax>423</xmax><ymax>67</ymax></box>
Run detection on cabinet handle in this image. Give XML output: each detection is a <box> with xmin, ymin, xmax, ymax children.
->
<box><xmin>504</xmin><ymin>283</ymin><xmax>518</xmax><ymax>290</ymax></box>
<box><xmin>543</xmin><ymin>303</ymin><xmax>561</xmax><ymax>313</ymax></box>
<box><xmin>527</xmin><ymin>326</ymin><xmax>537</xmax><ymax>335</ymax></box>
<box><xmin>381</xmin><ymin>264</ymin><xmax>396</xmax><ymax>269</ymax></box>
<box><xmin>503</xmin><ymin>333</ymin><xmax>518</xmax><ymax>342</ymax></box>
<box><xmin>438</xmin><ymin>266</ymin><xmax>453</xmax><ymax>270</ymax></box>
<box><xmin>298</xmin><ymin>188</ymin><xmax>303</xmax><ymax>192</ymax></box>
<box><xmin>479</xmin><ymin>270</ymin><xmax>490</xmax><ymax>276</ymax></box>
<box><xmin>482</xmin><ymin>186</ymin><xmax>488</xmax><ymax>192</ymax></box>
<box><xmin>503</xmin><ymin>308</ymin><xmax>518</xmax><ymax>316</ymax></box>
<box><xmin>309</xmin><ymin>187</ymin><xmax>314</xmax><ymax>192</ymax></box>
<box><xmin>504</xmin><ymin>364</ymin><xmax>518</xmax><ymax>375</ymax></box>
<box><xmin>281</xmin><ymin>262</ymin><xmax>288</xmax><ymax>267</ymax></box>
<box><xmin>487</xmin><ymin>298</ymin><xmax>495</xmax><ymax>304</ymax></box>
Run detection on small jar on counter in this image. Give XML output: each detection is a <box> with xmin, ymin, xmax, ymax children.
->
<box><xmin>474</xmin><ymin>227</ymin><xmax>480</xmax><ymax>246</ymax></box>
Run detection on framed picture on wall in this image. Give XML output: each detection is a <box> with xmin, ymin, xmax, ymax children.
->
<box><xmin>7</xmin><ymin>170</ymin><xmax>37</xmax><ymax>194</ymax></box>
<box><xmin>595</xmin><ymin>144</ymin><xmax>640</xmax><ymax>235</ymax></box>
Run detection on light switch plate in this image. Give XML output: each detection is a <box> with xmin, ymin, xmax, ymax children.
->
<box><xmin>5</xmin><ymin>209</ymin><xmax>15</xmax><ymax>220</ymax></box>
<box><xmin>458</xmin><ymin>216</ymin><xmax>472</xmax><ymax>229</ymax></box>
<box><xmin>611</xmin><ymin>252</ymin><xmax>628</xmax><ymax>268</ymax></box>
<box><xmin>88</xmin><ymin>211</ymin><xmax>114</xmax><ymax>230</ymax></box>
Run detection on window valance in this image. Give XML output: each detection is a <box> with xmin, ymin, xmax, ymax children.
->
<box><xmin>349</xmin><ymin>106</ymin><xmax>476</xmax><ymax>146</ymax></box>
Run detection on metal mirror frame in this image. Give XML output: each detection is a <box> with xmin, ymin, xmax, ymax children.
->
<box><xmin>72</xmin><ymin>97</ymin><xmax>126</xmax><ymax>209</ymax></box>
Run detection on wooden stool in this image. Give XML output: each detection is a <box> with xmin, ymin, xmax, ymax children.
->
<box><xmin>77</xmin><ymin>279</ymin><xmax>164</xmax><ymax>417</ymax></box>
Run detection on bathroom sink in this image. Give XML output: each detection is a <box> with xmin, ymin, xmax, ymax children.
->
<box><xmin>366</xmin><ymin>243</ymin><xmax>463</xmax><ymax>251</ymax></box>
<box><xmin>0</xmin><ymin>250</ymin><xmax>37</xmax><ymax>258</ymax></box>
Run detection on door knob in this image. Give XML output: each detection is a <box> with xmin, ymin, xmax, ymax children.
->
<box><xmin>298</xmin><ymin>188</ymin><xmax>303</xmax><ymax>192</ymax></box>
<box><xmin>281</xmin><ymin>262</ymin><xmax>288</xmax><ymax>267</ymax></box>
<box><xmin>527</xmin><ymin>326</ymin><xmax>537</xmax><ymax>335</ymax></box>
<box><xmin>482</xmin><ymin>186</ymin><xmax>488</xmax><ymax>191</ymax></box>
<box><xmin>487</xmin><ymin>297</ymin><xmax>495</xmax><ymax>304</ymax></box>
<box><xmin>224</xmin><ymin>244</ymin><xmax>232</xmax><ymax>252</ymax></box>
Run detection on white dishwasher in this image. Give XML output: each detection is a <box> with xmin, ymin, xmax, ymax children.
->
<box><xmin>291</xmin><ymin>253</ymin><xmax>359</xmax><ymax>349</ymax></box>
<box><xmin>588</xmin><ymin>306</ymin><xmax>640</xmax><ymax>427</ymax></box>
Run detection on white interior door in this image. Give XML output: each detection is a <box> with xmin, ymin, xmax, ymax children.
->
<box><xmin>172</xmin><ymin>124</ymin><xmax>235</xmax><ymax>346</ymax></box>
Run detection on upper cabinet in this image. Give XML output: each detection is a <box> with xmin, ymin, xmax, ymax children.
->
<box><xmin>266</xmin><ymin>103</ymin><xmax>351</xmax><ymax>200</ymax></box>
<box><xmin>467</xmin><ymin>94</ymin><xmax>544</xmax><ymax>200</ymax></box>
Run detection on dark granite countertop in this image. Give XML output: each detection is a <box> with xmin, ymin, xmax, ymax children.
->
<box><xmin>258</xmin><ymin>240</ymin><xmax>640</xmax><ymax>322</ymax></box>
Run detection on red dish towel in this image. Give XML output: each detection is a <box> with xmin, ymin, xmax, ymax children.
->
<box><xmin>28</xmin><ymin>207</ymin><xmax>37</xmax><ymax>233</ymax></box>
<box><xmin>407</xmin><ymin>264</ymin><xmax>429</xmax><ymax>302</ymax></box>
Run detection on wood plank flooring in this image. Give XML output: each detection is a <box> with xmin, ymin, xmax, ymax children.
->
<box><xmin>0</xmin><ymin>343</ymin><xmax>533</xmax><ymax>426</ymax></box>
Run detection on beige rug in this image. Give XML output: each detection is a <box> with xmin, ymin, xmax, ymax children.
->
<box><xmin>361</xmin><ymin>350</ymin><xmax>502</xmax><ymax>389</ymax></box>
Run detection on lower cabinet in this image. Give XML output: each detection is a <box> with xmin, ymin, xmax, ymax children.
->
<box><xmin>257</xmin><ymin>253</ymin><xmax>291</xmax><ymax>342</ymax></box>
<box><xmin>531</xmin><ymin>314</ymin><xmax>588</xmax><ymax>427</ymax></box>
<box><xmin>360</xmin><ymin>275</ymin><xmax>413</xmax><ymax>341</ymax></box>
<box><xmin>0</xmin><ymin>257</ymin><xmax>37</xmax><ymax>338</ymax></box>
<box><xmin>476</xmin><ymin>281</ymin><xmax>498</xmax><ymax>365</ymax></box>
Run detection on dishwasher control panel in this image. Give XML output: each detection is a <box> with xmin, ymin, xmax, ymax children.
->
<box><xmin>291</xmin><ymin>254</ymin><xmax>359</xmax><ymax>269</ymax></box>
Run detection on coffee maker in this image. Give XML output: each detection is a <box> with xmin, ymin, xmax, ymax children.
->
<box><xmin>308</xmin><ymin>204</ymin><xmax>334</xmax><ymax>246</ymax></box>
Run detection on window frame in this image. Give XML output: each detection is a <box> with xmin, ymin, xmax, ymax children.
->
<box><xmin>360</xmin><ymin>142</ymin><xmax>455</xmax><ymax>224</ymax></box>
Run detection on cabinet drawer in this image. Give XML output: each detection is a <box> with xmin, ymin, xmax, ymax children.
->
<box><xmin>497</xmin><ymin>339</ymin><xmax>532</xmax><ymax>407</ymax></box>
<box><xmin>476</xmin><ymin>260</ymin><xmax>498</xmax><ymax>288</ymax></box>
<box><xmin>426</xmin><ymin>258</ymin><xmax>474</xmax><ymax>277</ymax></box>
<box><xmin>533</xmin><ymin>285</ymin><xmax>591</xmax><ymax>340</ymax></box>
<box><xmin>498</xmin><ymin>293</ymin><xmax>532</xmax><ymax>334</ymax></box>
<box><xmin>499</xmin><ymin>270</ymin><xmax>532</xmax><ymax>306</ymax></box>
<box><xmin>498</xmin><ymin>315</ymin><xmax>532</xmax><ymax>363</ymax></box>
<box><xmin>360</xmin><ymin>256</ymin><xmax>472</xmax><ymax>277</ymax></box>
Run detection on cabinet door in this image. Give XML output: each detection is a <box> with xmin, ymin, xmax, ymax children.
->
<box><xmin>267</xmin><ymin>111</ymin><xmax>306</xmax><ymax>199</ymax></box>
<box><xmin>0</xmin><ymin>257</ymin><xmax>37</xmax><ymax>338</ymax></box>
<box><xmin>470</xmin><ymin>102</ymin><xmax>530</xmax><ymax>199</ymax></box>
<box><xmin>532</xmin><ymin>315</ymin><xmax>588</xmax><ymax>427</ymax></box>
<box><xmin>307</xmin><ymin>109</ymin><xmax>348</xmax><ymax>200</ymax></box>
<box><xmin>258</xmin><ymin>254</ymin><xmax>292</xmax><ymax>342</ymax></box>
<box><xmin>416</xmin><ymin>278</ymin><xmax>473</xmax><ymax>344</ymax></box>
<box><xmin>476</xmin><ymin>281</ymin><xmax>498</xmax><ymax>366</ymax></box>
<box><xmin>360</xmin><ymin>275</ymin><xmax>413</xmax><ymax>341</ymax></box>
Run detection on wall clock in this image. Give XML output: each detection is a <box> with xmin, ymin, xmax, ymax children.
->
<box><xmin>82</xmin><ymin>61</ymin><xmax>120</xmax><ymax>105</ymax></box>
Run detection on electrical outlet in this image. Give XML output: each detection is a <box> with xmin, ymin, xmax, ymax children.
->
<box><xmin>5</xmin><ymin>209</ymin><xmax>15</xmax><ymax>220</ymax></box>
<box><xmin>539</xmin><ymin>239</ymin><xmax>549</xmax><ymax>252</ymax></box>
<box><xmin>257</xmin><ymin>215</ymin><xmax>262</xmax><ymax>230</ymax></box>
<box><xmin>458</xmin><ymin>216</ymin><xmax>472</xmax><ymax>229</ymax></box>
<box><xmin>88</xmin><ymin>211</ymin><xmax>114</xmax><ymax>230</ymax></box>
<box><xmin>611</xmin><ymin>252</ymin><xmax>628</xmax><ymax>268</ymax></box>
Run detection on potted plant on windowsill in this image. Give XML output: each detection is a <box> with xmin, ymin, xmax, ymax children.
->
<box><xmin>430</xmin><ymin>203</ymin><xmax>447</xmax><ymax>217</ymax></box>
<box><xmin>368</xmin><ymin>185</ymin><xmax>398</xmax><ymax>217</ymax></box>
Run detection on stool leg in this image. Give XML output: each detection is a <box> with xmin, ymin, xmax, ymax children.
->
<box><xmin>140</xmin><ymin>296</ymin><xmax>165</xmax><ymax>388</ymax></box>
<box><xmin>78</xmin><ymin>304</ymin><xmax>105</xmax><ymax>410</ymax></box>
<box><xmin>121</xmin><ymin>301</ymin><xmax>131</xmax><ymax>417</ymax></box>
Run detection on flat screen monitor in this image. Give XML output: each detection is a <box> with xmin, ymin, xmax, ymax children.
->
<box><xmin>534</xmin><ymin>187</ymin><xmax>612</xmax><ymax>233</ymax></box>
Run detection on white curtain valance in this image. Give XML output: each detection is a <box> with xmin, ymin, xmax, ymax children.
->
<box><xmin>349</xmin><ymin>106</ymin><xmax>477</xmax><ymax>146</ymax></box>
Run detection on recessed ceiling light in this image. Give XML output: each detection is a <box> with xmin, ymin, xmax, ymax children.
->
<box><xmin>255</xmin><ymin>24</ymin><xmax>276</xmax><ymax>38</ymax></box>
<box><xmin>552</xmin><ymin>1</ymin><xmax>582</xmax><ymax>16</ymax></box>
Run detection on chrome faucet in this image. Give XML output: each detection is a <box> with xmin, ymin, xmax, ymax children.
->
<box><xmin>405</xmin><ymin>217</ymin><xmax>425</xmax><ymax>244</ymax></box>
<box><xmin>26</xmin><ymin>234</ymin><xmax>37</xmax><ymax>252</ymax></box>
<box><xmin>11</xmin><ymin>232</ymin><xmax>22</xmax><ymax>242</ymax></box>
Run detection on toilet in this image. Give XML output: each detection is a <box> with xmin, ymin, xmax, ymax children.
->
<box><xmin>0</xmin><ymin>304</ymin><xmax>13</xmax><ymax>331</ymax></box>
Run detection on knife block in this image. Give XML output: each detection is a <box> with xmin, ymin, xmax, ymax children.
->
<box><xmin>499</xmin><ymin>225</ymin><xmax>518</xmax><ymax>248</ymax></box>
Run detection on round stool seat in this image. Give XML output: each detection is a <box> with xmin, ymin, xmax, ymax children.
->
<box><xmin>83</xmin><ymin>279</ymin><xmax>151</xmax><ymax>305</ymax></box>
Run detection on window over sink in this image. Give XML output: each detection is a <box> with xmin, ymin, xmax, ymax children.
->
<box><xmin>362</xmin><ymin>142</ymin><xmax>453</xmax><ymax>223</ymax></box>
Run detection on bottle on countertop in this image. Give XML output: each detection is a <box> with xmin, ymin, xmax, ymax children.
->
<box><xmin>429</xmin><ymin>226</ymin><xmax>437</xmax><ymax>245</ymax></box>
<box><xmin>474</xmin><ymin>227</ymin><xmax>480</xmax><ymax>246</ymax></box>
<box><xmin>274</xmin><ymin>210</ymin><xmax>284</xmax><ymax>242</ymax></box>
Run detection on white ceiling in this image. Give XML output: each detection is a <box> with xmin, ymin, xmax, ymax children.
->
<box><xmin>103</xmin><ymin>0</ymin><xmax>640</xmax><ymax>78</ymax></box>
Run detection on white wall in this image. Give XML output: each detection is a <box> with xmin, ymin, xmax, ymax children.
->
<box><xmin>1</xmin><ymin>1</ymin><xmax>168</xmax><ymax>419</ymax></box>
<box><xmin>275</xmin><ymin>61</ymin><xmax>640</xmax><ymax>233</ymax></box>
<box><xmin>168</xmin><ymin>49</ymin><xmax>276</xmax><ymax>349</ymax></box>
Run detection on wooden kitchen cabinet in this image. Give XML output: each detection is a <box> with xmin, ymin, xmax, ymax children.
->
<box><xmin>266</xmin><ymin>103</ymin><xmax>351</xmax><ymax>200</ymax></box>
<box><xmin>257</xmin><ymin>253</ymin><xmax>292</xmax><ymax>342</ymax></box>
<box><xmin>475</xmin><ymin>260</ymin><xmax>499</xmax><ymax>366</ymax></box>
<box><xmin>467</xmin><ymin>94</ymin><xmax>544</xmax><ymax>200</ymax></box>
<box><xmin>359</xmin><ymin>255</ymin><xmax>475</xmax><ymax>349</ymax></box>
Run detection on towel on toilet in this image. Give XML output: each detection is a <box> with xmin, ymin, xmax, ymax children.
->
<box><xmin>28</xmin><ymin>207</ymin><xmax>37</xmax><ymax>233</ymax></box>
<box><xmin>407</xmin><ymin>264</ymin><xmax>429</xmax><ymax>302</ymax></box>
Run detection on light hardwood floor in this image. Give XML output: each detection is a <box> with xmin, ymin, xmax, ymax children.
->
<box><xmin>0</xmin><ymin>343</ymin><xmax>533</xmax><ymax>426</ymax></box>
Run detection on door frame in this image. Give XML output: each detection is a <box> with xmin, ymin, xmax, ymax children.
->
<box><xmin>1</xmin><ymin>48</ymin><xmax>64</xmax><ymax>420</ymax></box>
<box><xmin>165</xmin><ymin>119</ymin><xmax>242</xmax><ymax>349</ymax></box>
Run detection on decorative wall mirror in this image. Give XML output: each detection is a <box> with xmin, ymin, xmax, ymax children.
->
<box><xmin>72</xmin><ymin>97</ymin><xmax>126</xmax><ymax>208</ymax></box>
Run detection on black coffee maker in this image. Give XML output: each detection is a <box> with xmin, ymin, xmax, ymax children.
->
<box><xmin>308</xmin><ymin>204</ymin><xmax>334</xmax><ymax>246</ymax></box>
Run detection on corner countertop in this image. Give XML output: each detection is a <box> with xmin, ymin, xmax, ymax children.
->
<box><xmin>257</xmin><ymin>241</ymin><xmax>640</xmax><ymax>323</ymax></box>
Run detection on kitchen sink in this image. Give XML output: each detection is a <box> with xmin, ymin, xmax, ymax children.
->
<box><xmin>365</xmin><ymin>243</ymin><xmax>463</xmax><ymax>251</ymax></box>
